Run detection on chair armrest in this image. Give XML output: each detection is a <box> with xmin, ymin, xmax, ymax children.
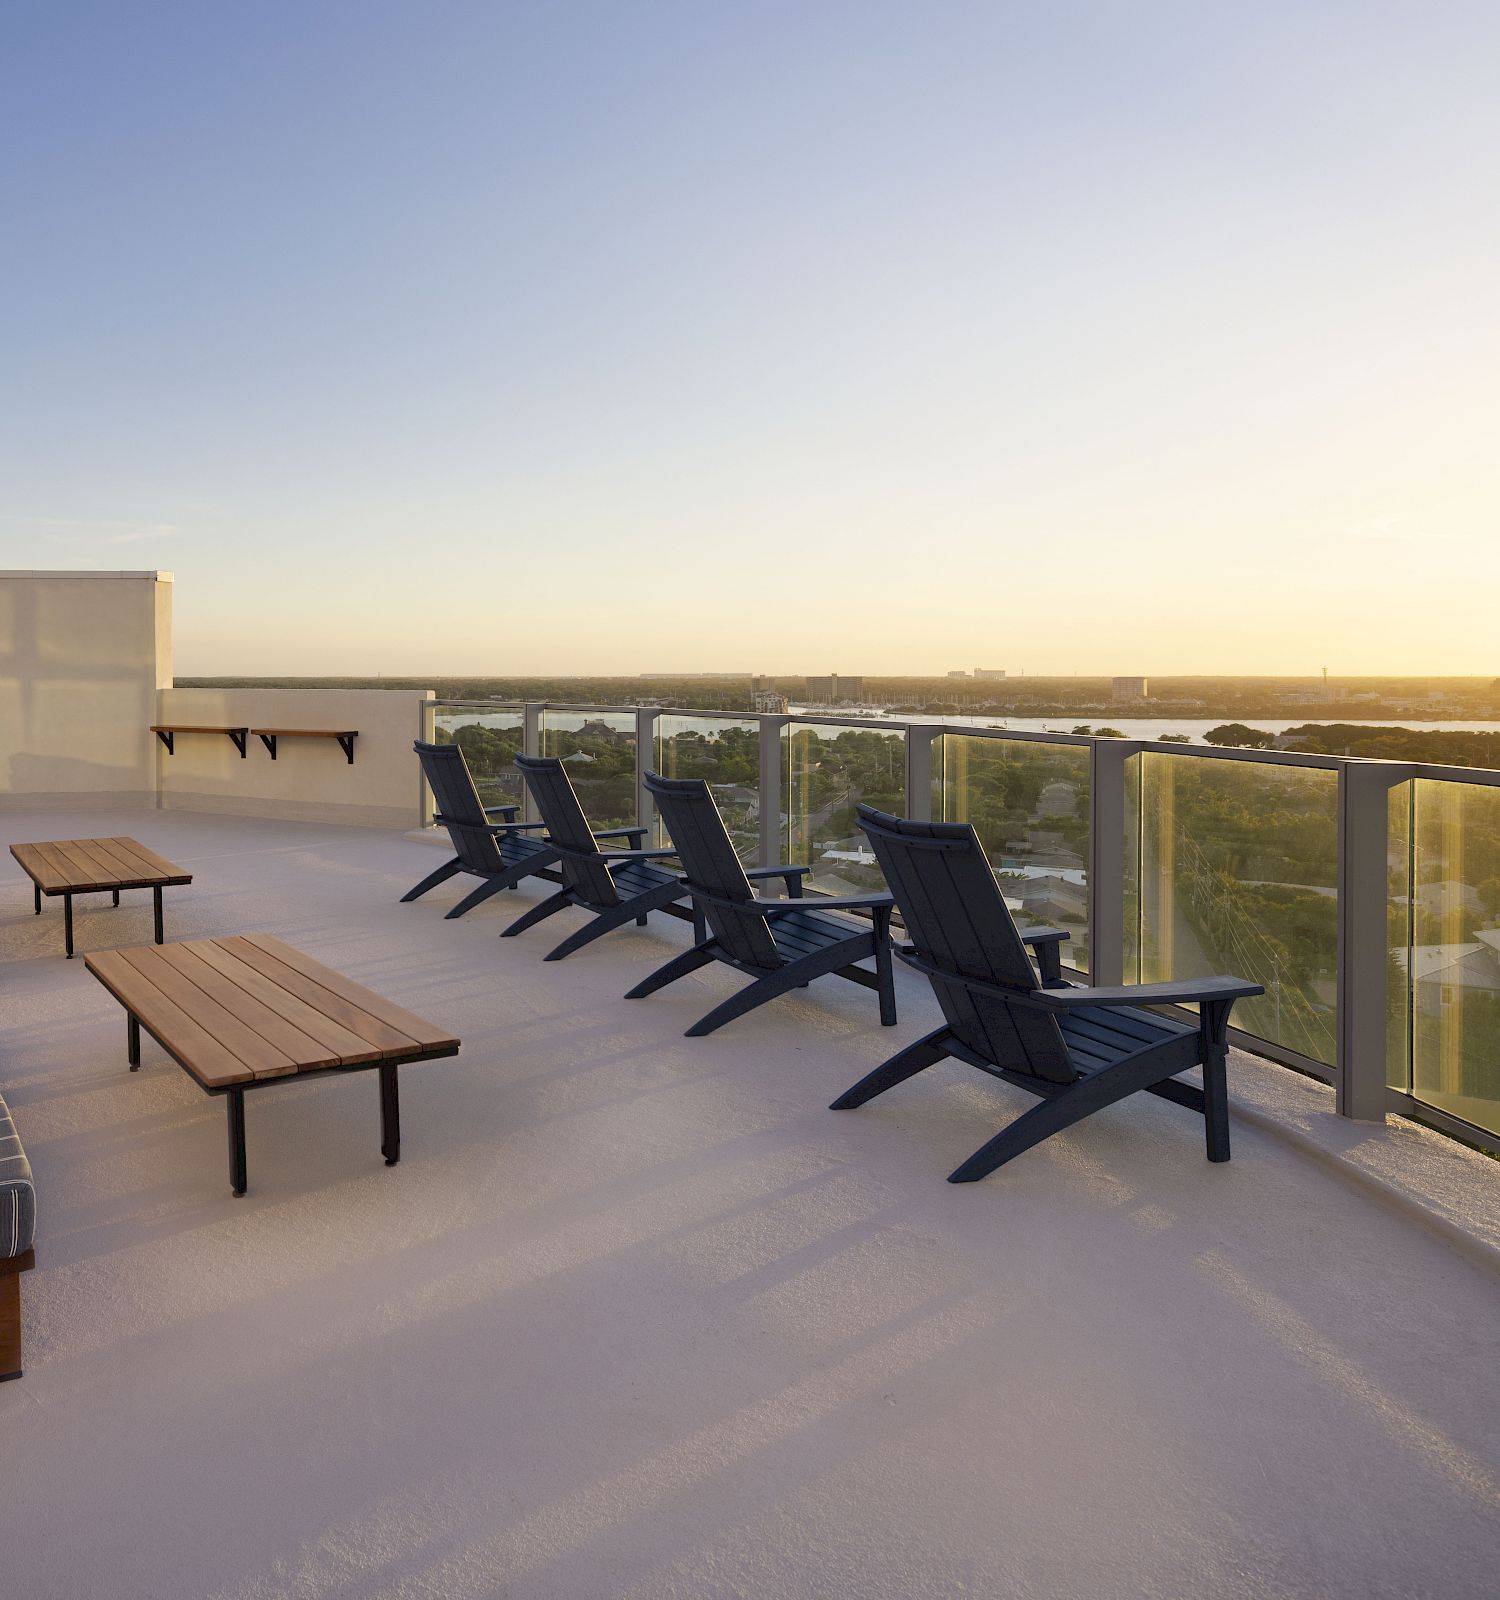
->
<box><xmin>895</xmin><ymin>948</ymin><xmax>1261</xmax><ymax>1012</ymax></box>
<box><xmin>683</xmin><ymin>886</ymin><xmax>891</xmax><ymax>917</ymax></box>
<box><xmin>597</xmin><ymin>848</ymin><xmax>682</xmax><ymax>863</ymax></box>
<box><xmin>1019</xmin><ymin>926</ymin><xmax>1069</xmax><ymax>986</ymax></box>
<box><xmin>593</xmin><ymin>826</ymin><xmax>650</xmax><ymax>844</ymax></box>
<box><xmin>483</xmin><ymin>804</ymin><xmax>521</xmax><ymax>821</ymax></box>
<box><xmin>1024</xmin><ymin>976</ymin><xmax>1264</xmax><ymax>1010</ymax></box>
<box><xmin>434</xmin><ymin>812</ymin><xmax>546</xmax><ymax>834</ymax></box>
<box><xmin>745</xmin><ymin>864</ymin><xmax>810</xmax><ymax>897</ymax></box>
<box><xmin>759</xmin><ymin>892</ymin><xmax>894</xmax><ymax>917</ymax></box>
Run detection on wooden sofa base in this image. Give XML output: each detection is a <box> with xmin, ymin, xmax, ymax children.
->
<box><xmin>1</xmin><ymin>1249</ymin><xmax>36</xmax><ymax>1381</ymax></box>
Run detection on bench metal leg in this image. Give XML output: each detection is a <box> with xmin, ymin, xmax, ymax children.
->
<box><xmin>112</xmin><ymin>888</ymin><xmax>120</xmax><ymax>907</ymax></box>
<box><xmin>127</xmin><ymin>1015</ymin><xmax>140</xmax><ymax>1070</ymax></box>
<box><xmin>33</xmin><ymin>882</ymin><xmax>40</xmax><ymax>915</ymax></box>
<box><xmin>227</xmin><ymin>1089</ymin><xmax>247</xmax><ymax>1197</ymax></box>
<box><xmin>153</xmin><ymin>886</ymin><xmax>164</xmax><ymax>944</ymax></box>
<box><xmin>64</xmin><ymin>893</ymin><xmax>74</xmax><ymax>958</ymax></box>
<box><xmin>380</xmin><ymin>1064</ymin><xmax>400</xmax><ymax>1166</ymax></box>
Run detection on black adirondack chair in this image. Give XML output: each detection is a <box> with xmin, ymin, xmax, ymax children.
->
<box><xmin>831</xmin><ymin>806</ymin><xmax>1264</xmax><ymax>1181</ymax></box>
<box><xmin>623</xmin><ymin>771</ymin><xmax>898</xmax><ymax>1037</ymax></box>
<box><xmin>404</xmin><ymin>741</ymin><xmax>562</xmax><ymax>918</ymax></box>
<box><xmin>501</xmin><ymin>754</ymin><xmax>696</xmax><ymax>959</ymax></box>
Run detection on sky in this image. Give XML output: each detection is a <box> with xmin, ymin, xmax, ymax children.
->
<box><xmin>2</xmin><ymin>1</ymin><xmax>1498</xmax><ymax>677</ymax></box>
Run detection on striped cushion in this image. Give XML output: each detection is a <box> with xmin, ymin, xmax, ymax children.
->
<box><xmin>0</xmin><ymin>1092</ymin><xmax>35</xmax><ymax>1259</ymax></box>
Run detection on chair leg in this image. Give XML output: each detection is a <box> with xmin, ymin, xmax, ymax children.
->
<box><xmin>444</xmin><ymin>875</ymin><xmax>519</xmax><ymax>920</ymax></box>
<box><xmin>400</xmin><ymin>857</ymin><xmax>464</xmax><ymax>902</ymax></box>
<box><xmin>543</xmin><ymin>901</ymin><xmax>649</xmax><ymax>962</ymax></box>
<box><xmin>624</xmin><ymin>940</ymin><xmax>718</xmax><ymax>999</ymax></box>
<box><xmin>830</xmin><ymin>1027</ymin><xmax>952</xmax><ymax>1109</ymax></box>
<box><xmin>1202</xmin><ymin>1044</ymin><xmax>1231</xmax><ymax>1163</ymax></box>
<box><xmin>684</xmin><ymin>967</ymin><xmax>809</xmax><ymax>1038</ymax></box>
<box><xmin>948</xmin><ymin>1049</ymin><xmax>1191</xmax><ymax>1183</ymax></box>
<box><xmin>874</xmin><ymin>929</ymin><xmax>896</xmax><ymax>1026</ymax></box>
<box><xmin>500</xmin><ymin>887</ymin><xmax>574</xmax><ymax>938</ymax></box>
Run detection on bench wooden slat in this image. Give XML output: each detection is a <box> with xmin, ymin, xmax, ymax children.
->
<box><xmin>238</xmin><ymin>934</ymin><xmax>458</xmax><ymax>1053</ymax></box>
<box><xmin>247</xmin><ymin>728</ymin><xmax>359</xmax><ymax>738</ymax></box>
<box><xmin>107</xmin><ymin>836</ymin><xmax>192</xmax><ymax>884</ymax></box>
<box><xmin>65</xmin><ymin>838</ymin><xmax>136</xmax><ymax>887</ymax></box>
<box><xmin>13</xmin><ymin>841</ymin><xmax>95</xmax><ymax>892</ymax></box>
<box><xmin>150</xmin><ymin>725</ymin><xmax>249</xmax><ymax>735</ymax></box>
<box><xmin>213</xmin><ymin>937</ymin><xmax>430</xmax><ymax>1055</ymax></box>
<box><xmin>85</xmin><ymin>950</ymin><xmax>255</xmax><ymax>1088</ymax></box>
<box><xmin>190</xmin><ymin>940</ymin><xmax>384</xmax><ymax>1065</ymax></box>
<box><xmin>73</xmin><ymin>837</ymin><xmax>145</xmax><ymax>883</ymax></box>
<box><xmin>153</xmin><ymin>944</ymin><xmax>346</xmax><ymax>1071</ymax></box>
<box><xmin>113</xmin><ymin>946</ymin><xmax>301</xmax><ymax>1080</ymax></box>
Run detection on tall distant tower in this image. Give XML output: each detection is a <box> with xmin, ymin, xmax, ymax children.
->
<box><xmin>1322</xmin><ymin>666</ymin><xmax>1328</xmax><ymax>695</ymax></box>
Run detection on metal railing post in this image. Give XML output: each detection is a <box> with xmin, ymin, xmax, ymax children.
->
<box><xmin>418</xmin><ymin>692</ymin><xmax>436</xmax><ymax>826</ymax></box>
<box><xmin>1089</xmin><ymin>738</ymin><xmax>1139</xmax><ymax>986</ymax></box>
<box><xmin>522</xmin><ymin>703</ymin><xmax>544</xmax><ymax>823</ymax></box>
<box><xmin>635</xmin><ymin>706</ymin><xmax>661</xmax><ymax>837</ymax></box>
<box><xmin>1338</xmin><ymin>761</ymin><xmax>1409</xmax><ymax>1121</ymax></box>
<box><xmin>906</xmin><ymin>725</ymin><xmax>940</xmax><ymax>822</ymax></box>
<box><xmin>759</xmin><ymin>715</ymin><xmax>788</xmax><ymax>867</ymax></box>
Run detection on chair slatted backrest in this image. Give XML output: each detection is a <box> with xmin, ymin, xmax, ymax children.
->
<box><xmin>415</xmin><ymin>742</ymin><xmax>505</xmax><ymax>875</ymax></box>
<box><xmin>513</xmin><ymin>754</ymin><xmax>619</xmax><ymax>907</ymax></box>
<box><xmin>857</xmin><ymin>805</ymin><xmax>1075</xmax><ymax>1084</ymax></box>
<box><xmin>645</xmin><ymin>772</ymin><xmax>781</xmax><ymax>970</ymax></box>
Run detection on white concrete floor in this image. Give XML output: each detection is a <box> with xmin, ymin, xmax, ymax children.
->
<box><xmin>1</xmin><ymin>808</ymin><xmax>1497</xmax><ymax>1600</ymax></box>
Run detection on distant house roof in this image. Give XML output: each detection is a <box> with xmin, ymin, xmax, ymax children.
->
<box><xmin>1393</xmin><ymin>943</ymin><xmax>1500</xmax><ymax>988</ymax></box>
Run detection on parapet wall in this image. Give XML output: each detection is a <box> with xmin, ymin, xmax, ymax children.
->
<box><xmin>156</xmin><ymin>686</ymin><xmax>431</xmax><ymax>828</ymax></box>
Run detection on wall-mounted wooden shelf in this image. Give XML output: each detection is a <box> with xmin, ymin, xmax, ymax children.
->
<box><xmin>250</xmin><ymin>728</ymin><xmax>359</xmax><ymax>764</ymax></box>
<box><xmin>151</xmin><ymin>725</ymin><xmax>249</xmax><ymax>757</ymax></box>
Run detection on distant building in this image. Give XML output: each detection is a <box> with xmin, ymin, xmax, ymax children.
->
<box><xmin>1111</xmin><ymin>676</ymin><xmax>1149</xmax><ymax>702</ymax></box>
<box><xmin>751</xmin><ymin>674</ymin><xmax>776</xmax><ymax>694</ymax></box>
<box><xmin>974</xmin><ymin>668</ymin><xmax>1006</xmax><ymax>680</ymax></box>
<box><xmin>752</xmin><ymin>690</ymin><xmax>789</xmax><ymax>714</ymax></box>
<box><xmin>947</xmin><ymin>670</ymin><xmax>969</xmax><ymax>678</ymax></box>
<box><xmin>805</xmin><ymin>674</ymin><xmax>864</xmax><ymax>704</ymax></box>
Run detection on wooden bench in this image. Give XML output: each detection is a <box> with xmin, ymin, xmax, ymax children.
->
<box><xmin>151</xmin><ymin>724</ymin><xmax>249</xmax><ymax>757</ymax></box>
<box><xmin>251</xmin><ymin>728</ymin><xmax>358</xmax><ymax>763</ymax></box>
<box><xmin>85</xmin><ymin>935</ymin><xmax>460</xmax><ymax>1196</ymax></box>
<box><xmin>10</xmin><ymin>836</ymin><xmax>192</xmax><ymax>958</ymax></box>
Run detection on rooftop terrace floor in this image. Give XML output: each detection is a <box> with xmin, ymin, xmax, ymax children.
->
<box><xmin>1</xmin><ymin>808</ymin><xmax>1498</xmax><ymax>1599</ymax></box>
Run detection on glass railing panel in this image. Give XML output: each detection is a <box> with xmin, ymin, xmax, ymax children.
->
<box><xmin>653</xmin><ymin>715</ymin><xmax>761</xmax><ymax>862</ymax></box>
<box><xmin>1134</xmin><ymin>752</ymin><xmax>1339</xmax><ymax>1065</ymax></box>
<box><xmin>432</xmin><ymin>703</ymin><xmax>525</xmax><ymax>813</ymax></box>
<box><xmin>1123</xmin><ymin>751</ymin><xmax>1143</xmax><ymax>985</ymax></box>
<box><xmin>539</xmin><ymin>708</ymin><xmax>638</xmax><ymax>830</ymax></box>
<box><xmin>1388</xmin><ymin>782</ymin><xmax>1414</xmax><ymax>1094</ymax></box>
<box><xmin>935</xmin><ymin>734</ymin><xmax>1091</xmax><ymax>972</ymax></box>
<box><xmin>1406</xmin><ymin>778</ymin><xmax>1500</xmax><ymax>1135</ymax></box>
<box><xmin>782</xmin><ymin>721</ymin><xmax>907</xmax><ymax>895</ymax></box>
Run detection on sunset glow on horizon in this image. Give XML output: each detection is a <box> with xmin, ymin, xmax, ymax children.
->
<box><xmin>2</xmin><ymin>2</ymin><xmax>1497</xmax><ymax>676</ymax></box>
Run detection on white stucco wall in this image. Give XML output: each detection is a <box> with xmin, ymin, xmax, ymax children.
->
<box><xmin>0</xmin><ymin>571</ymin><xmax>172</xmax><ymax>808</ymax></box>
<box><xmin>157</xmin><ymin>686</ymin><xmax>431</xmax><ymax>828</ymax></box>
